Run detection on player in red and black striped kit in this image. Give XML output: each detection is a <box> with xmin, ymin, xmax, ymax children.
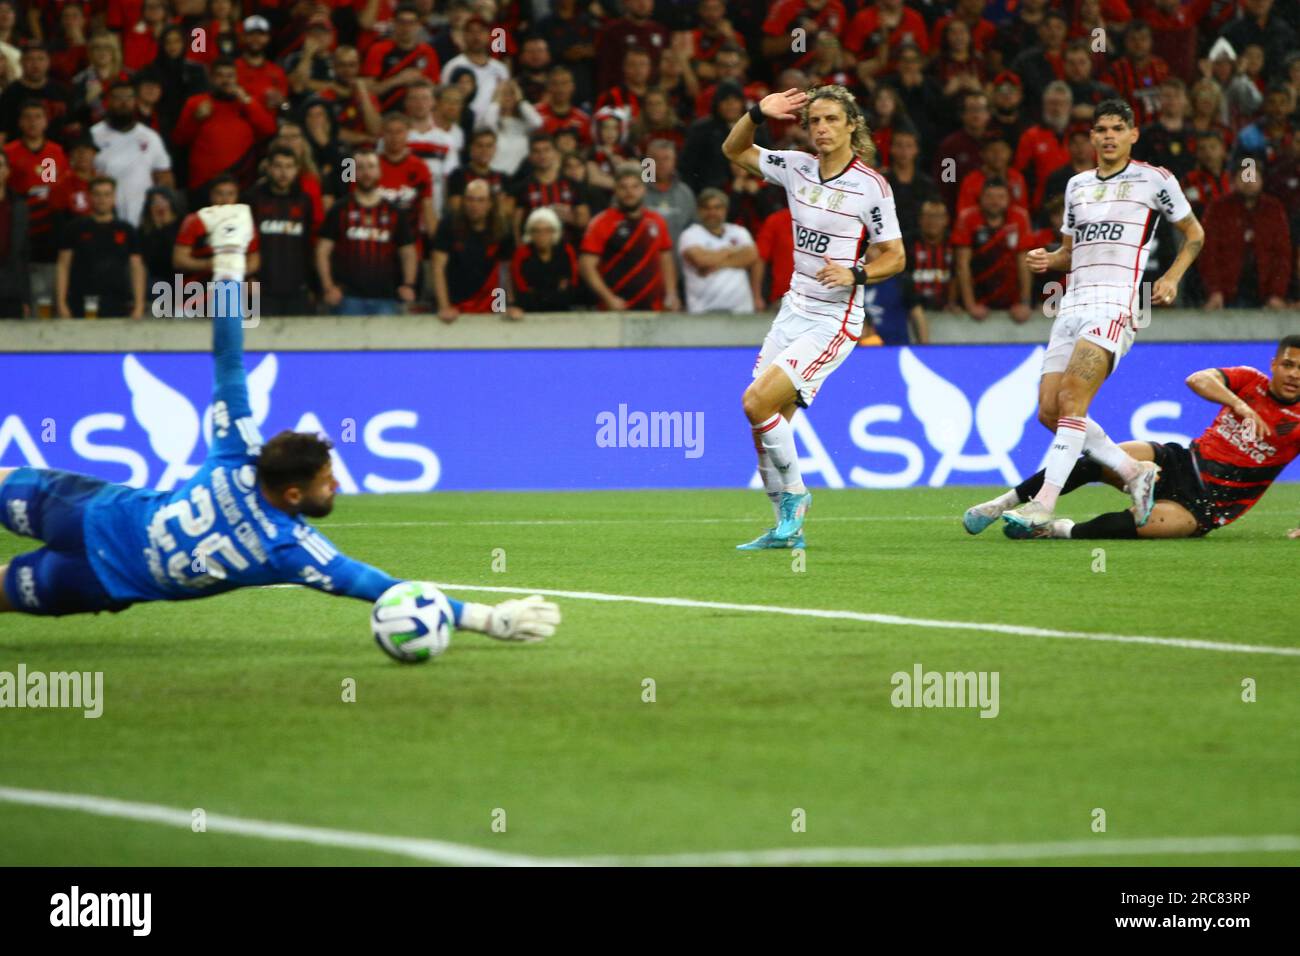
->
<box><xmin>978</xmin><ymin>338</ymin><xmax>1300</xmax><ymax>540</ymax></box>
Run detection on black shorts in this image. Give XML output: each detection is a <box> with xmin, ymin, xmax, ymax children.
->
<box><xmin>1147</xmin><ymin>442</ymin><xmax>1219</xmax><ymax>537</ymax></box>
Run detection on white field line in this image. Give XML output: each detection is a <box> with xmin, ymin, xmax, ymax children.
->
<box><xmin>428</xmin><ymin>583</ymin><xmax>1300</xmax><ymax>658</ymax></box>
<box><xmin>2</xmin><ymin>785</ymin><xmax>1297</xmax><ymax>867</ymax></box>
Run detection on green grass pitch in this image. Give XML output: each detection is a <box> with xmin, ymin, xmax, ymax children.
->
<box><xmin>1</xmin><ymin>486</ymin><xmax>1298</xmax><ymax>866</ymax></box>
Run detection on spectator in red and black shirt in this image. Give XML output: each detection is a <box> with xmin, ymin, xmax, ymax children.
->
<box><xmin>56</xmin><ymin>176</ymin><xmax>144</xmax><ymax>319</ymax></box>
<box><xmin>4</xmin><ymin>101</ymin><xmax>68</xmax><ymax>313</ymax></box>
<box><xmin>512</xmin><ymin>206</ymin><xmax>579</xmax><ymax>312</ymax></box>
<box><xmin>446</xmin><ymin>128</ymin><xmax>512</xmax><ymax>217</ymax></box>
<box><xmin>762</xmin><ymin>0</ymin><xmax>846</xmax><ymax>73</ymax></box>
<box><xmin>579</xmin><ymin>163</ymin><xmax>679</xmax><ymax>312</ymax></box>
<box><xmin>1135</xmin><ymin>78</ymin><xmax>1195</xmax><ymax>179</ymax></box>
<box><xmin>1101</xmin><ymin>21</ymin><xmax>1169</xmax><ymax>127</ymax></box>
<box><xmin>0</xmin><ymin>150</ymin><xmax>32</xmax><ymax>318</ymax></box>
<box><xmin>362</xmin><ymin>3</ymin><xmax>441</xmax><ymax>113</ymax></box>
<box><xmin>317</xmin><ymin>149</ymin><xmax>418</xmax><ymax>315</ymax></box>
<box><xmin>1184</xmin><ymin>132</ymin><xmax>1232</xmax><ymax>220</ymax></box>
<box><xmin>70</xmin><ymin>32</ymin><xmax>131</xmax><ymax>132</ymax></box>
<box><xmin>236</xmin><ymin>15</ymin><xmax>289</xmax><ymax>114</ymax></box>
<box><xmin>432</xmin><ymin>178</ymin><xmax>518</xmax><ymax>320</ymax></box>
<box><xmin>534</xmin><ymin>65</ymin><xmax>591</xmax><ymax>147</ymax></box>
<box><xmin>172</xmin><ymin>58</ymin><xmax>278</xmax><ymax>208</ymax></box>
<box><xmin>514</xmin><ymin>36</ymin><xmax>553</xmax><ymax>105</ymax></box>
<box><xmin>844</xmin><ymin>0</ymin><xmax>925</xmax><ymax>84</ymax></box>
<box><xmin>318</xmin><ymin>45</ymin><xmax>383</xmax><ymax>147</ymax></box>
<box><xmin>908</xmin><ymin>199</ymin><xmax>956</xmax><ymax>312</ymax></box>
<box><xmin>511</xmin><ymin>132</ymin><xmax>590</xmax><ymax>247</ymax></box>
<box><xmin>594</xmin><ymin>0</ymin><xmax>670</xmax><ymax>93</ymax></box>
<box><xmin>934</xmin><ymin>90</ymin><xmax>991</xmax><ymax>211</ymax></box>
<box><xmin>0</xmin><ymin>44</ymin><xmax>72</xmax><ymax>142</ymax></box>
<box><xmin>691</xmin><ymin>0</ymin><xmax>747</xmax><ymax>85</ymax></box>
<box><xmin>594</xmin><ymin>46</ymin><xmax>652</xmax><ymax>121</ymax></box>
<box><xmin>1200</xmin><ymin>167</ymin><xmax>1292</xmax><ymax>310</ymax></box>
<box><xmin>173</xmin><ymin>174</ymin><xmax>262</xmax><ymax>287</ymax></box>
<box><xmin>375</xmin><ymin>111</ymin><xmax>436</xmax><ymax>243</ymax></box>
<box><xmin>245</xmin><ymin>145</ymin><xmax>316</xmax><ymax>317</ymax></box>
<box><xmin>952</xmin><ymin>177</ymin><xmax>1032</xmax><ymax>320</ymax></box>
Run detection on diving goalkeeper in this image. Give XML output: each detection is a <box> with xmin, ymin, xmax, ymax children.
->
<box><xmin>0</xmin><ymin>201</ymin><xmax>558</xmax><ymax>642</ymax></box>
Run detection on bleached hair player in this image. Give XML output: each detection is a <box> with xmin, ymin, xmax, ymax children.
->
<box><xmin>963</xmin><ymin>97</ymin><xmax>1205</xmax><ymax>538</ymax></box>
<box><xmin>722</xmin><ymin>84</ymin><xmax>905</xmax><ymax>550</ymax></box>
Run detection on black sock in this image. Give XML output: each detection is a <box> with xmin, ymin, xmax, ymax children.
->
<box><xmin>1069</xmin><ymin>510</ymin><xmax>1138</xmax><ymax>539</ymax></box>
<box><xmin>1014</xmin><ymin>456</ymin><xmax>1104</xmax><ymax>502</ymax></box>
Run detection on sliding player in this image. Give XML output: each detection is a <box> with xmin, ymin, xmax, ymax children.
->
<box><xmin>0</xmin><ymin>202</ymin><xmax>559</xmax><ymax>643</ymax></box>
<box><xmin>997</xmin><ymin>99</ymin><xmax>1204</xmax><ymax>536</ymax></box>
<box><xmin>722</xmin><ymin>85</ymin><xmax>905</xmax><ymax>549</ymax></box>
<box><xmin>968</xmin><ymin>337</ymin><xmax>1300</xmax><ymax>539</ymax></box>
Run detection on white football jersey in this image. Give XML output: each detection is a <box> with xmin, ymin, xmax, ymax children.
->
<box><xmin>198</xmin><ymin>204</ymin><xmax>256</xmax><ymax>281</ymax></box>
<box><xmin>1059</xmin><ymin>160</ymin><xmax>1192</xmax><ymax>322</ymax></box>
<box><xmin>408</xmin><ymin>122</ymin><xmax>462</xmax><ymax>217</ymax></box>
<box><xmin>756</xmin><ymin>146</ymin><xmax>901</xmax><ymax>327</ymax></box>
<box><xmin>679</xmin><ymin>222</ymin><xmax>756</xmax><ymax>313</ymax></box>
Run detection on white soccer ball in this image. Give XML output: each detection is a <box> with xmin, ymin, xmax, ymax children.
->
<box><xmin>371</xmin><ymin>582</ymin><xmax>454</xmax><ymax>663</ymax></box>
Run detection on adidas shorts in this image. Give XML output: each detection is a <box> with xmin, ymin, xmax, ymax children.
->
<box><xmin>1041</xmin><ymin>310</ymin><xmax>1136</xmax><ymax>376</ymax></box>
<box><xmin>752</xmin><ymin>296</ymin><xmax>858</xmax><ymax>407</ymax></box>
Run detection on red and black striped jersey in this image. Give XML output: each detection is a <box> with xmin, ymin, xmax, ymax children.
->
<box><xmin>579</xmin><ymin>207</ymin><xmax>672</xmax><ymax>311</ymax></box>
<box><xmin>908</xmin><ymin>237</ymin><xmax>954</xmax><ymax>310</ymax></box>
<box><xmin>1190</xmin><ymin>366</ymin><xmax>1300</xmax><ymax>528</ymax></box>
<box><xmin>431</xmin><ymin>219</ymin><xmax>514</xmax><ymax>311</ymax></box>
<box><xmin>362</xmin><ymin>40</ymin><xmax>441</xmax><ymax>112</ymax></box>
<box><xmin>950</xmin><ymin>205</ymin><xmax>1032</xmax><ymax>308</ymax></box>
<box><xmin>3</xmin><ymin>138</ymin><xmax>70</xmax><ymax>263</ymax></box>
<box><xmin>318</xmin><ymin>197</ymin><xmax>415</xmax><ymax>299</ymax></box>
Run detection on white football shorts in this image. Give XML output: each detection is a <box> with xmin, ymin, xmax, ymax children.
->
<box><xmin>752</xmin><ymin>295</ymin><xmax>858</xmax><ymax>407</ymax></box>
<box><xmin>1041</xmin><ymin>309</ymin><xmax>1137</xmax><ymax>376</ymax></box>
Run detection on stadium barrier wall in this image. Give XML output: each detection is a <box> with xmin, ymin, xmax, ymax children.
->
<box><xmin>0</xmin><ymin>308</ymin><xmax>1293</xmax><ymax>352</ymax></box>
<box><xmin>1</xmin><ymin>339</ymin><xmax>1294</xmax><ymax>490</ymax></box>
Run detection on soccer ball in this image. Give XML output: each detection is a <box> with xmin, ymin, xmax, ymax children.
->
<box><xmin>372</xmin><ymin>582</ymin><xmax>454</xmax><ymax>663</ymax></box>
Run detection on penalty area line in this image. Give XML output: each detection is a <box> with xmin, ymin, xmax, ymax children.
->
<box><xmin>0</xmin><ymin>786</ymin><xmax>1297</xmax><ymax>867</ymax></box>
<box><xmin>431</xmin><ymin>583</ymin><xmax>1300</xmax><ymax>658</ymax></box>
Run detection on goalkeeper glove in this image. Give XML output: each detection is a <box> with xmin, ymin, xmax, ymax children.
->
<box><xmin>460</xmin><ymin>595</ymin><xmax>561</xmax><ymax>642</ymax></box>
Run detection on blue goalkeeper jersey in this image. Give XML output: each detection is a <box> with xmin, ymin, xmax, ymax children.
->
<box><xmin>82</xmin><ymin>284</ymin><xmax>401</xmax><ymax>604</ymax></box>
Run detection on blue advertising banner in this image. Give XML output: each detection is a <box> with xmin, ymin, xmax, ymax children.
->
<box><xmin>1</xmin><ymin>342</ymin><xmax>1294</xmax><ymax>491</ymax></box>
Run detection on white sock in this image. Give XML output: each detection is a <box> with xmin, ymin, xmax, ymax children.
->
<box><xmin>1034</xmin><ymin>416</ymin><xmax>1088</xmax><ymax>511</ymax></box>
<box><xmin>990</xmin><ymin>488</ymin><xmax>1020</xmax><ymax>511</ymax></box>
<box><xmin>754</xmin><ymin>414</ymin><xmax>806</xmax><ymax>493</ymax></box>
<box><xmin>756</xmin><ymin>449</ymin><xmax>783</xmax><ymax>522</ymax></box>
<box><xmin>1082</xmin><ymin>417</ymin><xmax>1139</xmax><ymax>482</ymax></box>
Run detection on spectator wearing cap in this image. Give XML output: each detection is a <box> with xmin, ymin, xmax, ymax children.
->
<box><xmin>1200</xmin><ymin>165</ymin><xmax>1291</xmax><ymax>310</ymax></box>
<box><xmin>956</xmin><ymin>135</ymin><xmax>1029</xmax><ymax>215</ymax></box>
<box><xmin>587</xmin><ymin>107</ymin><xmax>633</xmax><ymax>193</ymax></box>
<box><xmin>886</xmin><ymin>44</ymin><xmax>944</xmax><ymax>157</ymax></box>
<box><xmin>441</xmin><ymin>16</ymin><xmax>510</xmax><ymax>119</ymax></box>
<box><xmin>511</xmin><ymin>206</ymin><xmax>579</xmax><ymax>312</ymax></box>
<box><xmin>534</xmin><ymin>0</ymin><xmax>600</xmax><ymax>107</ymax></box>
<box><xmin>56</xmin><ymin>176</ymin><xmax>145</xmax><ymax>319</ymax></box>
<box><xmin>884</xmin><ymin>128</ymin><xmax>940</xmax><ymax>240</ymax></box>
<box><xmin>951</xmin><ymin>177</ymin><xmax>1033</xmax><ymax>322</ymax></box>
<box><xmin>595</xmin><ymin>0</ymin><xmax>671</xmax><ymax>92</ymax></box>
<box><xmin>844</xmin><ymin>0</ymin><xmax>926</xmax><ymax>85</ymax></box>
<box><xmin>678</xmin><ymin>188</ymin><xmax>756</xmax><ymax>314</ymax></box>
<box><xmin>1235</xmin><ymin>85</ymin><xmax>1296</xmax><ymax>168</ymax></box>
<box><xmin>286</xmin><ymin>16</ymin><xmax>338</xmax><ymax>100</ymax></box>
<box><xmin>0</xmin><ymin>44</ymin><xmax>72</xmax><ymax>142</ymax></box>
<box><xmin>642</xmin><ymin>138</ymin><xmax>697</xmax><ymax>254</ymax></box>
<box><xmin>236</xmin><ymin>15</ymin><xmax>289</xmax><ymax>113</ymax></box>
<box><xmin>122</xmin><ymin>0</ymin><xmax>171</xmax><ymax>72</ymax></box>
<box><xmin>71</xmin><ymin>32</ymin><xmax>131</xmax><ymax>131</ymax></box>
<box><xmin>596</xmin><ymin>46</ymin><xmax>652</xmax><ymax>121</ymax></box>
<box><xmin>933</xmin><ymin>90</ymin><xmax>990</xmax><ymax>211</ymax></box>
<box><xmin>1135</xmin><ymin>78</ymin><xmax>1195</xmax><ymax>179</ymax></box>
<box><xmin>1013</xmin><ymin>81</ymin><xmax>1072</xmax><ymax>214</ymax></box>
<box><xmin>682</xmin><ymin>82</ymin><xmax>758</xmax><ymax>195</ymax></box>
<box><xmin>1222</xmin><ymin>0</ymin><xmax>1297</xmax><ymax>80</ymax></box>
<box><xmin>91</xmin><ymin>83</ymin><xmax>173</xmax><ymax>226</ymax></box>
<box><xmin>0</xmin><ymin>149</ymin><xmax>31</xmax><ymax>319</ymax></box>
<box><xmin>1101</xmin><ymin>21</ymin><xmax>1169</xmax><ymax>127</ymax></box>
<box><xmin>1043</xmin><ymin>124</ymin><xmax>1095</xmax><ymax>209</ymax></box>
<box><xmin>363</xmin><ymin>3</ymin><xmax>442</xmax><ymax>114</ymax></box>
<box><xmin>5</xmin><ymin>101</ymin><xmax>68</xmax><ymax>313</ymax></box>
<box><xmin>987</xmin><ymin>71</ymin><xmax>1028</xmax><ymax>146</ymax></box>
<box><xmin>172</xmin><ymin>57</ymin><xmax>278</xmax><ymax>208</ymax></box>
<box><xmin>1061</xmin><ymin>39</ymin><xmax>1119</xmax><ymax>123</ymax></box>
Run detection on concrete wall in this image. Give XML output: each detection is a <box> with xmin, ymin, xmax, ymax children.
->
<box><xmin>0</xmin><ymin>309</ymin><xmax>1293</xmax><ymax>352</ymax></box>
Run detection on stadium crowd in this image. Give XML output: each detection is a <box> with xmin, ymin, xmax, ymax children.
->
<box><xmin>0</xmin><ymin>0</ymin><xmax>1296</xmax><ymax>340</ymax></box>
